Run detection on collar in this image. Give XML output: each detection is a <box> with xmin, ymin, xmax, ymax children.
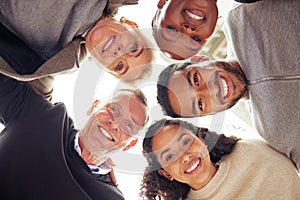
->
<box><xmin>74</xmin><ymin>133</ymin><xmax>111</xmax><ymax>175</ymax></box>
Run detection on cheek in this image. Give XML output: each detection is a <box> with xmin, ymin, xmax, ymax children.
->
<box><xmin>119</xmin><ymin>131</ymin><xmax>131</xmax><ymax>141</ymax></box>
<box><xmin>163</xmin><ymin>160</ymin><xmax>182</xmax><ymax>176</ymax></box>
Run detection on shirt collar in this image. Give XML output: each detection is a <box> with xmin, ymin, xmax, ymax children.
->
<box><xmin>74</xmin><ymin>133</ymin><xmax>111</xmax><ymax>175</ymax></box>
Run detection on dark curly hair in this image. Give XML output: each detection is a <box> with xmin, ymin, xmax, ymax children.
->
<box><xmin>140</xmin><ymin>119</ymin><xmax>240</xmax><ymax>200</ymax></box>
<box><xmin>156</xmin><ymin>62</ymin><xmax>192</xmax><ymax>118</ymax></box>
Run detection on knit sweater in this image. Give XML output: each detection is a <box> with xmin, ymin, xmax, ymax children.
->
<box><xmin>187</xmin><ymin>139</ymin><xmax>300</xmax><ymax>200</ymax></box>
<box><xmin>223</xmin><ymin>0</ymin><xmax>300</xmax><ymax>171</ymax></box>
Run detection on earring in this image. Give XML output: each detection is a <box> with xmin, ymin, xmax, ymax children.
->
<box><xmin>87</xmin><ymin>99</ymin><xmax>100</xmax><ymax>115</ymax></box>
<box><xmin>157</xmin><ymin>0</ymin><xmax>166</xmax><ymax>9</ymax></box>
<box><xmin>122</xmin><ymin>138</ymin><xmax>138</xmax><ymax>151</ymax></box>
<box><xmin>120</xmin><ymin>16</ymin><xmax>138</xmax><ymax>28</ymax></box>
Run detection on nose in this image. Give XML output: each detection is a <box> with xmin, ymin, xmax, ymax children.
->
<box><xmin>113</xmin><ymin>45</ymin><xmax>124</xmax><ymax>56</ymax></box>
<box><xmin>193</xmin><ymin>81</ymin><xmax>209</xmax><ymax>97</ymax></box>
<box><xmin>183</xmin><ymin>23</ymin><xmax>196</xmax><ymax>32</ymax></box>
<box><xmin>181</xmin><ymin>153</ymin><xmax>192</xmax><ymax>164</ymax></box>
<box><xmin>108</xmin><ymin>118</ymin><xmax>120</xmax><ymax>132</ymax></box>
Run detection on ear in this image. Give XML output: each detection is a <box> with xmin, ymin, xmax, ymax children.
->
<box><xmin>122</xmin><ymin>138</ymin><xmax>138</xmax><ymax>151</ymax></box>
<box><xmin>86</xmin><ymin>99</ymin><xmax>100</xmax><ymax>115</ymax></box>
<box><xmin>158</xmin><ymin>169</ymin><xmax>174</xmax><ymax>181</ymax></box>
<box><xmin>157</xmin><ymin>0</ymin><xmax>166</xmax><ymax>9</ymax></box>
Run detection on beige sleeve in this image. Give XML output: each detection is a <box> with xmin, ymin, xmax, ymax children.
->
<box><xmin>25</xmin><ymin>76</ymin><xmax>54</xmax><ymax>101</ymax></box>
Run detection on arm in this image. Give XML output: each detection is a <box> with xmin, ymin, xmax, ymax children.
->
<box><xmin>0</xmin><ymin>22</ymin><xmax>54</xmax><ymax>100</ymax></box>
<box><xmin>0</xmin><ymin>74</ymin><xmax>51</xmax><ymax>125</ymax></box>
<box><xmin>0</xmin><ymin>74</ymin><xmax>26</xmax><ymax>125</ymax></box>
<box><xmin>0</xmin><ymin>22</ymin><xmax>45</xmax><ymax>75</ymax></box>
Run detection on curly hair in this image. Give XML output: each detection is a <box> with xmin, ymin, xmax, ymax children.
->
<box><xmin>140</xmin><ymin>119</ymin><xmax>240</xmax><ymax>200</ymax></box>
<box><xmin>157</xmin><ymin>62</ymin><xmax>191</xmax><ymax>118</ymax></box>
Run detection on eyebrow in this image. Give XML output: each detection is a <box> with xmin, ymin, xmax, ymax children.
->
<box><xmin>187</xmin><ymin>71</ymin><xmax>192</xmax><ymax>88</ymax></box>
<box><xmin>160</xmin><ymin>133</ymin><xmax>189</xmax><ymax>160</ymax></box>
<box><xmin>119</xmin><ymin>65</ymin><xmax>129</xmax><ymax>75</ymax></box>
<box><xmin>160</xmin><ymin>148</ymin><xmax>170</xmax><ymax>161</ymax></box>
<box><xmin>123</xmin><ymin>47</ymin><xmax>144</xmax><ymax>75</ymax></box>
<box><xmin>192</xmin><ymin>99</ymin><xmax>197</xmax><ymax>115</ymax></box>
<box><xmin>178</xmin><ymin>132</ymin><xmax>188</xmax><ymax>142</ymax></box>
<box><xmin>134</xmin><ymin>47</ymin><xmax>144</xmax><ymax>58</ymax></box>
<box><xmin>187</xmin><ymin>71</ymin><xmax>197</xmax><ymax>115</ymax></box>
<box><xmin>115</xmin><ymin>101</ymin><xmax>140</xmax><ymax>127</ymax></box>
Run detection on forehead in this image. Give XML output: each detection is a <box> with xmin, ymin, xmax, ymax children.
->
<box><xmin>167</xmin><ymin>70</ymin><xmax>193</xmax><ymax>115</ymax></box>
<box><xmin>169</xmin><ymin>70</ymin><xmax>188</xmax><ymax>93</ymax></box>
<box><xmin>109</xmin><ymin>92</ymin><xmax>147</xmax><ymax>125</ymax></box>
<box><xmin>152</xmin><ymin>125</ymin><xmax>192</xmax><ymax>151</ymax></box>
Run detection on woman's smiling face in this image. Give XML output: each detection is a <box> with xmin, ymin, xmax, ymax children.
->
<box><xmin>85</xmin><ymin>17</ymin><xmax>153</xmax><ymax>81</ymax></box>
<box><xmin>152</xmin><ymin>124</ymin><xmax>217</xmax><ymax>190</ymax></box>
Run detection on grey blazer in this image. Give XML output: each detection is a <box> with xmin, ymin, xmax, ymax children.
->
<box><xmin>0</xmin><ymin>37</ymin><xmax>86</xmax><ymax>100</ymax></box>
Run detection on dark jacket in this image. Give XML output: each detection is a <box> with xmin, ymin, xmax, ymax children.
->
<box><xmin>0</xmin><ymin>74</ymin><xmax>124</xmax><ymax>200</ymax></box>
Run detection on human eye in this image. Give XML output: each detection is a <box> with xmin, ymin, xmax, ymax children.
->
<box><xmin>166</xmin><ymin>25</ymin><xmax>178</xmax><ymax>33</ymax></box>
<box><xmin>191</xmin><ymin>36</ymin><xmax>202</xmax><ymax>42</ymax></box>
<box><xmin>166</xmin><ymin>153</ymin><xmax>175</xmax><ymax>162</ymax></box>
<box><xmin>125</xmin><ymin>121</ymin><xmax>134</xmax><ymax>132</ymax></box>
<box><xmin>129</xmin><ymin>42</ymin><xmax>138</xmax><ymax>53</ymax></box>
<box><xmin>114</xmin><ymin>61</ymin><xmax>124</xmax><ymax>71</ymax></box>
<box><xmin>109</xmin><ymin>104</ymin><xmax>119</xmax><ymax>117</ymax></box>
<box><xmin>193</xmin><ymin>73</ymin><xmax>199</xmax><ymax>86</ymax></box>
<box><xmin>183</xmin><ymin>138</ymin><xmax>191</xmax><ymax>146</ymax></box>
<box><xmin>198</xmin><ymin>98</ymin><xmax>203</xmax><ymax>111</ymax></box>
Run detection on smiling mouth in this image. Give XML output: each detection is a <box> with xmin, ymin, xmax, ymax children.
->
<box><xmin>102</xmin><ymin>35</ymin><xmax>116</xmax><ymax>53</ymax></box>
<box><xmin>185</xmin><ymin>10</ymin><xmax>205</xmax><ymax>21</ymax></box>
<box><xmin>185</xmin><ymin>158</ymin><xmax>201</xmax><ymax>174</ymax></box>
<box><xmin>98</xmin><ymin>125</ymin><xmax>115</xmax><ymax>142</ymax></box>
<box><xmin>220</xmin><ymin>77</ymin><xmax>229</xmax><ymax>99</ymax></box>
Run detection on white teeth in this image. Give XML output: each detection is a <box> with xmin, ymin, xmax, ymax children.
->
<box><xmin>186</xmin><ymin>159</ymin><xmax>200</xmax><ymax>173</ymax></box>
<box><xmin>221</xmin><ymin>78</ymin><xmax>228</xmax><ymax>98</ymax></box>
<box><xmin>99</xmin><ymin>126</ymin><xmax>113</xmax><ymax>141</ymax></box>
<box><xmin>185</xmin><ymin>10</ymin><xmax>204</xmax><ymax>20</ymax></box>
<box><xmin>103</xmin><ymin>36</ymin><xmax>114</xmax><ymax>52</ymax></box>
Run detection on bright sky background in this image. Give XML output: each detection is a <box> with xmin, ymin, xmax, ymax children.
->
<box><xmin>0</xmin><ymin>0</ymin><xmax>263</xmax><ymax>199</ymax></box>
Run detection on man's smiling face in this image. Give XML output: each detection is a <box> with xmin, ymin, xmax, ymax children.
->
<box><xmin>167</xmin><ymin>61</ymin><xmax>248</xmax><ymax>116</ymax></box>
<box><xmin>80</xmin><ymin>91</ymin><xmax>148</xmax><ymax>159</ymax></box>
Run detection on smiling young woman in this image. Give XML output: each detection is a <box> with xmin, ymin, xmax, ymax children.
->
<box><xmin>140</xmin><ymin>119</ymin><xmax>300</xmax><ymax>200</ymax></box>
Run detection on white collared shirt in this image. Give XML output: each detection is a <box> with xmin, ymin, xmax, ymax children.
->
<box><xmin>74</xmin><ymin>133</ymin><xmax>111</xmax><ymax>175</ymax></box>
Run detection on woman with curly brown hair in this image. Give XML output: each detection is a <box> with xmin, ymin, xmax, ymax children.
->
<box><xmin>140</xmin><ymin>119</ymin><xmax>300</xmax><ymax>200</ymax></box>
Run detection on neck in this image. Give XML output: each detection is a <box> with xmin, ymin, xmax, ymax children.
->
<box><xmin>192</xmin><ymin>163</ymin><xmax>218</xmax><ymax>191</ymax></box>
<box><xmin>78</xmin><ymin>133</ymin><xmax>106</xmax><ymax>166</ymax></box>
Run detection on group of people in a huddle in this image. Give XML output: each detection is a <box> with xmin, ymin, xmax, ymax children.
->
<box><xmin>0</xmin><ymin>0</ymin><xmax>299</xmax><ymax>199</ymax></box>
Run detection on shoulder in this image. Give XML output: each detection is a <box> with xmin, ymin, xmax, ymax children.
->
<box><xmin>227</xmin><ymin>139</ymin><xmax>296</xmax><ymax>168</ymax></box>
<box><xmin>233</xmin><ymin>139</ymin><xmax>277</xmax><ymax>156</ymax></box>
